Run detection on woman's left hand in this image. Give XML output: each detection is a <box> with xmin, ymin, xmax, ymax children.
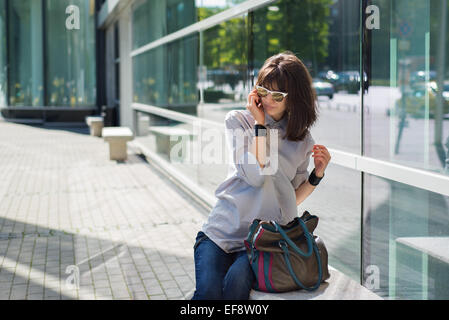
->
<box><xmin>311</xmin><ymin>145</ymin><xmax>331</xmax><ymax>178</ymax></box>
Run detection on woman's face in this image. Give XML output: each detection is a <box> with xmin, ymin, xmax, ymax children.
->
<box><xmin>258</xmin><ymin>83</ymin><xmax>288</xmax><ymax>121</ymax></box>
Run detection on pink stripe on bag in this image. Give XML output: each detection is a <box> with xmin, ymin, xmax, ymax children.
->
<box><xmin>268</xmin><ymin>252</ymin><xmax>278</xmax><ymax>292</ymax></box>
<box><xmin>258</xmin><ymin>252</ymin><xmax>267</xmax><ymax>291</ymax></box>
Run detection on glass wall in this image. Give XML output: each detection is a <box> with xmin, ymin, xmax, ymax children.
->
<box><xmin>45</xmin><ymin>0</ymin><xmax>96</xmax><ymax>107</ymax></box>
<box><xmin>362</xmin><ymin>0</ymin><xmax>449</xmax><ymax>300</ymax></box>
<box><xmin>133</xmin><ymin>46</ymin><xmax>168</xmax><ymax>106</ymax></box>
<box><xmin>0</xmin><ymin>0</ymin><xmax>6</xmax><ymax>107</ymax></box>
<box><xmin>167</xmin><ymin>34</ymin><xmax>198</xmax><ymax>107</ymax></box>
<box><xmin>3</xmin><ymin>0</ymin><xmax>96</xmax><ymax>108</ymax></box>
<box><xmin>132</xmin><ymin>0</ymin><xmax>167</xmax><ymax>49</ymax></box>
<box><xmin>8</xmin><ymin>0</ymin><xmax>44</xmax><ymax>106</ymax></box>
<box><xmin>132</xmin><ymin>0</ymin><xmax>247</xmax><ymax>50</ymax></box>
<box><xmin>199</xmin><ymin>15</ymin><xmax>248</xmax><ymax>112</ymax></box>
<box><xmin>363</xmin><ymin>174</ymin><xmax>449</xmax><ymax>299</ymax></box>
<box><xmin>132</xmin><ymin>0</ymin><xmax>363</xmax><ymax>281</ymax></box>
<box><xmin>133</xmin><ymin>33</ymin><xmax>198</xmax><ymax>109</ymax></box>
<box><xmin>251</xmin><ymin>0</ymin><xmax>362</xmax><ymax>279</ymax></box>
<box><xmin>301</xmin><ymin>163</ymin><xmax>362</xmax><ymax>281</ymax></box>
<box><xmin>252</xmin><ymin>0</ymin><xmax>361</xmax><ymax>154</ymax></box>
<box><xmin>365</xmin><ymin>0</ymin><xmax>449</xmax><ymax>175</ymax></box>
<box><xmin>130</xmin><ymin>0</ymin><xmax>449</xmax><ymax>299</ymax></box>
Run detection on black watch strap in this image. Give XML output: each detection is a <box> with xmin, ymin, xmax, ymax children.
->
<box><xmin>308</xmin><ymin>168</ymin><xmax>324</xmax><ymax>186</ymax></box>
<box><xmin>254</xmin><ymin>124</ymin><xmax>267</xmax><ymax>136</ymax></box>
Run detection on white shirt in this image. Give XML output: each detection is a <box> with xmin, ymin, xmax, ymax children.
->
<box><xmin>201</xmin><ymin>109</ymin><xmax>315</xmax><ymax>253</ymax></box>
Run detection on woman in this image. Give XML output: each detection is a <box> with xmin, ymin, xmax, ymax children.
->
<box><xmin>191</xmin><ymin>51</ymin><xmax>331</xmax><ymax>300</ymax></box>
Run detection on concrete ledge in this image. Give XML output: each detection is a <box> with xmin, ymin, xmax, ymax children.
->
<box><xmin>249</xmin><ymin>267</ymin><xmax>382</xmax><ymax>300</ymax></box>
<box><xmin>149</xmin><ymin>126</ymin><xmax>196</xmax><ymax>159</ymax></box>
<box><xmin>183</xmin><ymin>266</ymin><xmax>382</xmax><ymax>300</ymax></box>
<box><xmin>102</xmin><ymin>127</ymin><xmax>134</xmax><ymax>161</ymax></box>
<box><xmin>85</xmin><ymin>116</ymin><xmax>104</xmax><ymax>137</ymax></box>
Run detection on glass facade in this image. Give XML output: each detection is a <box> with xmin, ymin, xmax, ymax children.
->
<box><xmin>133</xmin><ymin>46</ymin><xmax>168</xmax><ymax>106</ymax></box>
<box><xmin>362</xmin><ymin>0</ymin><xmax>449</xmax><ymax>299</ymax></box>
<box><xmin>1</xmin><ymin>0</ymin><xmax>446</xmax><ymax>300</ymax></box>
<box><xmin>2</xmin><ymin>0</ymin><xmax>96</xmax><ymax>108</ymax></box>
<box><xmin>8</xmin><ymin>0</ymin><xmax>44</xmax><ymax>106</ymax></box>
<box><xmin>45</xmin><ymin>0</ymin><xmax>96</xmax><ymax>107</ymax></box>
<box><xmin>252</xmin><ymin>0</ymin><xmax>361</xmax><ymax>154</ymax></box>
<box><xmin>132</xmin><ymin>0</ymin><xmax>246</xmax><ymax>49</ymax></box>
<box><xmin>129</xmin><ymin>0</ymin><xmax>449</xmax><ymax>300</ymax></box>
<box><xmin>363</xmin><ymin>174</ymin><xmax>449</xmax><ymax>299</ymax></box>
<box><xmin>365</xmin><ymin>0</ymin><xmax>449</xmax><ymax>175</ymax></box>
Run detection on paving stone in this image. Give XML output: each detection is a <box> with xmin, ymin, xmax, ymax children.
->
<box><xmin>0</xmin><ymin>122</ymin><xmax>208</xmax><ymax>300</ymax></box>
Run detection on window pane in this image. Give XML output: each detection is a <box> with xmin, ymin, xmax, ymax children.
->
<box><xmin>167</xmin><ymin>34</ymin><xmax>198</xmax><ymax>108</ymax></box>
<box><xmin>167</xmin><ymin>0</ymin><xmax>196</xmax><ymax>34</ymax></box>
<box><xmin>252</xmin><ymin>0</ymin><xmax>361</xmax><ymax>154</ymax></box>
<box><xmin>132</xmin><ymin>0</ymin><xmax>166</xmax><ymax>49</ymax></box>
<box><xmin>300</xmin><ymin>163</ymin><xmax>361</xmax><ymax>282</ymax></box>
<box><xmin>133</xmin><ymin>15</ymin><xmax>248</xmax><ymax>193</ymax></box>
<box><xmin>196</xmin><ymin>0</ymin><xmax>245</xmax><ymax>20</ymax></box>
<box><xmin>45</xmin><ymin>0</ymin><xmax>96</xmax><ymax>107</ymax></box>
<box><xmin>133</xmin><ymin>45</ymin><xmax>167</xmax><ymax>106</ymax></box>
<box><xmin>8</xmin><ymin>0</ymin><xmax>44</xmax><ymax>106</ymax></box>
<box><xmin>133</xmin><ymin>33</ymin><xmax>199</xmax><ymax>111</ymax></box>
<box><xmin>0</xmin><ymin>0</ymin><xmax>6</xmax><ymax>107</ymax></box>
<box><xmin>363</xmin><ymin>173</ymin><xmax>449</xmax><ymax>299</ymax></box>
<box><xmin>199</xmin><ymin>15</ymin><xmax>248</xmax><ymax>113</ymax></box>
<box><xmin>132</xmin><ymin>0</ymin><xmax>245</xmax><ymax>50</ymax></box>
<box><xmin>364</xmin><ymin>0</ymin><xmax>449</xmax><ymax>175</ymax></box>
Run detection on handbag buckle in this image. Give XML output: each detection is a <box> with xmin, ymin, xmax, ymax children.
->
<box><xmin>278</xmin><ymin>239</ymin><xmax>286</xmax><ymax>249</ymax></box>
<box><xmin>271</xmin><ymin>220</ymin><xmax>279</xmax><ymax>231</ymax></box>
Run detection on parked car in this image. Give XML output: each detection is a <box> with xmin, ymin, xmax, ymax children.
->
<box><xmin>334</xmin><ymin>71</ymin><xmax>362</xmax><ymax>93</ymax></box>
<box><xmin>317</xmin><ymin>70</ymin><xmax>339</xmax><ymax>84</ymax></box>
<box><xmin>312</xmin><ymin>78</ymin><xmax>334</xmax><ymax>99</ymax></box>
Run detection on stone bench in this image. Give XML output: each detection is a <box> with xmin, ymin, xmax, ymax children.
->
<box><xmin>102</xmin><ymin>127</ymin><xmax>134</xmax><ymax>161</ymax></box>
<box><xmin>184</xmin><ymin>266</ymin><xmax>382</xmax><ymax>300</ymax></box>
<box><xmin>249</xmin><ymin>266</ymin><xmax>382</xmax><ymax>300</ymax></box>
<box><xmin>149</xmin><ymin>126</ymin><xmax>195</xmax><ymax>160</ymax></box>
<box><xmin>137</xmin><ymin>115</ymin><xmax>150</xmax><ymax>136</ymax></box>
<box><xmin>85</xmin><ymin>116</ymin><xmax>104</xmax><ymax>137</ymax></box>
<box><xmin>395</xmin><ymin>237</ymin><xmax>449</xmax><ymax>299</ymax></box>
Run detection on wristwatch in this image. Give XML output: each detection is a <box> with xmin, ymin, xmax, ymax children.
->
<box><xmin>308</xmin><ymin>168</ymin><xmax>324</xmax><ymax>186</ymax></box>
<box><xmin>254</xmin><ymin>124</ymin><xmax>267</xmax><ymax>137</ymax></box>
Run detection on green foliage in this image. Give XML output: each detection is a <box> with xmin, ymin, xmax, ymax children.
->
<box><xmin>199</xmin><ymin>0</ymin><xmax>333</xmax><ymax>71</ymax></box>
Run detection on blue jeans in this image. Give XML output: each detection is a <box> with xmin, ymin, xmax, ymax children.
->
<box><xmin>191</xmin><ymin>231</ymin><xmax>255</xmax><ymax>300</ymax></box>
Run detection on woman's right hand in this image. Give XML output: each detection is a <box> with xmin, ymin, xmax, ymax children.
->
<box><xmin>246</xmin><ymin>88</ymin><xmax>265</xmax><ymax>125</ymax></box>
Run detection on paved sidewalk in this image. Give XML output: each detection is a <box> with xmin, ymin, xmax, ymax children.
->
<box><xmin>0</xmin><ymin>121</ymin><xmax>208</xmax><ymax>300</ymax></box>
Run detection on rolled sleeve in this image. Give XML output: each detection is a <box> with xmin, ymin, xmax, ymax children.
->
<box><xmin>291</xmin><ymin>133</ymin><xmax>315</xmax><ymax>190</ymax></box>
<box><xmin>225</xmin><ymin>111</ymin><xmax>266</xmax><ymax>187</ymax></box>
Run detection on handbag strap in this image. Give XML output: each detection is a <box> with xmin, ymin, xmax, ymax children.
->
<box><xmin>272</xmin><ymin>219</ymin><xmax>313</xmax><ymax>258</ymax></box>
<box><xmin>279</xmin><ymin>240</ymin><xmax>323</xmax><ymax>291</ymax></box>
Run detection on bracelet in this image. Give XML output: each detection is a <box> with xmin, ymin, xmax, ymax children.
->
<box><xmin>254</xmin><ymin>124</ymin><xmax>267</xmax><ymax>137</ymax></box>
<box><xmin>308</xmin><ymin>168</ymin><xmax>324</xmax><ymax>186</ymax></box>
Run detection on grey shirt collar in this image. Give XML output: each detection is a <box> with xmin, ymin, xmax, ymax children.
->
<box><xmin>264</xmin><ymin>112</ymin><xmax>288</xmax><ymax>129</ymax></box>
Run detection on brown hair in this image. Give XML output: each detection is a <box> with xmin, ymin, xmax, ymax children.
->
<box><xmin>256</xmin><ymin>51</ymin><xmax>318</xmax><ymax>141</ymax></box>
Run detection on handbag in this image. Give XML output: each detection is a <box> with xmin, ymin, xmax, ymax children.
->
<box><xmin>244</xmin><ymin>210</ymin><xmax>330</xmax><ymax>292</ymax></box>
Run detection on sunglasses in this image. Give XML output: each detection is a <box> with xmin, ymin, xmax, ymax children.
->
<box><xmin>256</xmin><ymin>85</ymin><xmax>288</xmax><ymax>102</ymax></box>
